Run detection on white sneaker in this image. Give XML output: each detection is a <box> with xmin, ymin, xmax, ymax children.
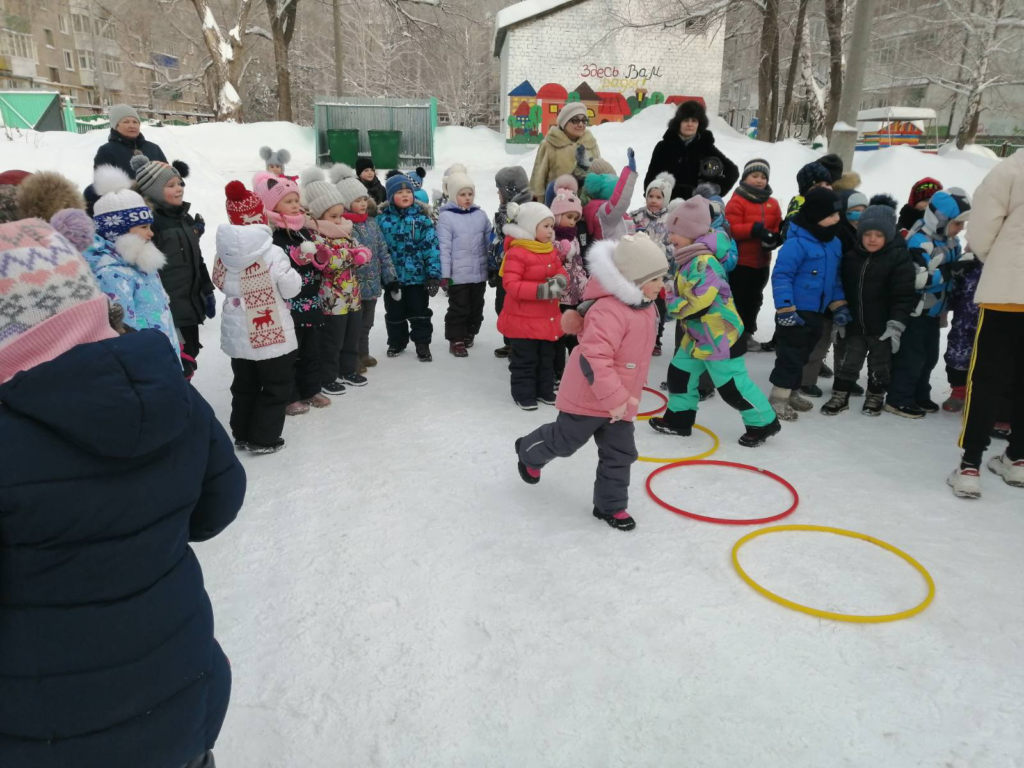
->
<box><xmin>947</xmin><ymin>466</ymin><xmax>982</xmax><ymax>499</ymax></box>
<box><xmin>987</xmin><ymin>452</ymin><xmax>1024</xmax><ymax>488</ymax></box>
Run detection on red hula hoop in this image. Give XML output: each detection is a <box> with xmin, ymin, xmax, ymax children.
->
<box><xmin>645</xmin><ymin>460</ymin><xmax>799</xmax><ymax>525</ymax></box>
<box><xmin>638</xmin><ymin>387</ymin><xmax>669</xmax><ymax>418</ymax></box>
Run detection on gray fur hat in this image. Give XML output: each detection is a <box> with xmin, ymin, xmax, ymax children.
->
<box><xmin>495</xmin><ymin>166</ymin><xmax>530</xmax><ymax>205</ymax></box>
<box><xmin>0</xmin><ymin>185</ymin><xmax>20</xmax><ymax>224</ymax></box>
<box><xmin>260</xmin><ymin>146</ymin><xmax>292</xmax><ymax>170</ymax></box>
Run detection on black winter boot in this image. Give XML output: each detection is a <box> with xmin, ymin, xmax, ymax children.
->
<box><xmin>649</xmin><ymin>408</ymin><xmax>696</xmax><ymax>437</ymax></box>
<box><xmin>821</xmin><ymin>391</ymin><xmax>850</xmax><ymax>416</ymax></box>
<box><xmin>416</xmin><ymin>343</ymin><xmax>432</xmax><ymax>362</ymax></box>
<box><xmin>515</xmin><ymin>438</ymin><xmax>540</xmax><ymax>485</ymax></box>
<box><xmin>593</xmin><ymin>507</ymin><xmax>636</xmax><ymax>531</ymax></box>
<box><xmin>738</xmin><ymin>418</ymin><xmax>782</xmax><ymax>448</ymax></box>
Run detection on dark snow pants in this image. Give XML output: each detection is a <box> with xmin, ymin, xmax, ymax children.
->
<box><xmin>230</xmin><ymin>351</ymin><xmax>296</xmax><ymax>447</ymax></box>
<box><xmin>182</xmin><ymin>751</ymin><xmax>216</xmax><ymax>768</ymax></box>
<box><xmin>292</xmin><ymin>324</ymin><xmax>322</xmax><ymax>401</ymax></box>
<box><xmin>445</xmin><ymin>282</ymin><xmax>486</xmax><ymax>341</ymax></box>
<box><xmin>509</xmin><ymin>338</ymin><xmax>557</xmax><ymax>402</ymax></box>
<box><xmin>384</xmin><ymin>284</ymin><xmax>433</xmax><ymax>349</ymax></box>
<box><xmin>320</xmin><ymin>310</ymin><xmax>362</xmax><ymax>385</ymax></box>
<box><xmin>769</xmin><ymin>311</ymin><xmax>824</xmax><ymax>390</ymax></box>
<box><xmin>519</xmin><ymin>413</ymin><xmax>638</xmax><ymax>514</ymax></box>
<box><xmin>358</xmin><ymin>297</ymin><xmax>377</xmax><ymax>358</ymax></box>
<box><xmin>959</xmin><ymin>309</ymin><xmax>1024</xmax><ymax>466</ymax></box>
<box><xmin>887</xmin><ymin>315</ymin><xmax>940</xmax><ymax>407</ymax></box>
<box><xmin>834</xmin><ymin>333</ymin><xmax>892</xmax><ymax>393</ymax></box>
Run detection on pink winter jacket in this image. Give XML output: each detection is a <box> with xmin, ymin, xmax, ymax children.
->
<box><xmin>555</xmin><ymin>240</ymin><xmax>658</xmax><ymax>420</ymax></box>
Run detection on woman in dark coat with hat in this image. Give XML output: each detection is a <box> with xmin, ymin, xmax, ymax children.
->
<box><xmin>644</xmin><ymin>100</ymin><xmax>739</xmax><ymax>202</ymax></box>
<box><xmin>92</xmin><ymin>104</ymin><xmax>168</xmax><ymax>178</ymax></box>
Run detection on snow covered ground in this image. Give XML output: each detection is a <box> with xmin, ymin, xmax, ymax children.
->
<box><xmin>2</xmin><ymin>108</ymin><xmax>1022</xmax><ymax>767</ymax></box>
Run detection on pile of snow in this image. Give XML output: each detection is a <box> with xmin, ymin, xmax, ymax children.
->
<box><xmin>0</xmin><ymin>114</ymin><xmax>1019</xmax><ymax>768</ymax></box>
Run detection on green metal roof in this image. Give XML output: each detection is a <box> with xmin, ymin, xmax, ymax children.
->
<box><xmin>0</xmin><ymin>90</ymin><xmax>65</xmax><ymax>130</ymax></box>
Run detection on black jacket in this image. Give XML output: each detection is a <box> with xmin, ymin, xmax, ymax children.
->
<box><xmin>0</xmin><ymin>330</ymin><xmax>245</xmax><ymax>768</ymax></box>
<box><xmin>272</xmin><ymin>226</ymin><xmax>326</xmax><ymax>326</ymax></box>
<box><xmin>897</xmin><ymin>203</ymin><xmax>924</xmax><ymax>233</ymax></box>
<box><xmin>841</xmin><ymin>236</ymin><xmax>917</xmax><ymax>337</ymax></box>
<box><xmin>362</xmin><ymin>176</ymin><xmax>387</xmax><ymax>205</ymax></box>
<box><xmin>644</xmin><ymin>128</ymin><xmax>739</xmax><ymax>201</ymax></box>
<box><xmin>93</xmin><ymin>129</ymin><xmax>167</xmax><ymax>177</ymax></box>
<box><xmin>153</xmin><ymin>201</ymin><xmax>213</xmax><ymax>327</ymax></box>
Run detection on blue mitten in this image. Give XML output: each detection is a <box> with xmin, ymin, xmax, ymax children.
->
<box><xmin>627</xmin><ymin>147</ymin><xmax>636</xmax><ymax>172</ymax></box>
<box><xmin>203</xmin><ymin>293</ymin><xmax>217</xmax><ymax>320</ymax></box>
<box><xmin>832</xmin><ymin>305</ymin><xmax>852</xmax><ymax>327</ymax></box>
<box><xmin>776</xmin><ymin>310</ymin><xmax>805</xmax><ymax>327</ymax></box>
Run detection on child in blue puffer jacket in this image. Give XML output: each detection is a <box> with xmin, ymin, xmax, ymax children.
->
<box><xmin>886</xmin><ymin>188</ymin><xmax>972</xmax><ymax>418</ymax></box>
<box><xmin>768</xmin><ymin>187</ymin><xmax>850</xmax><ymax>420</ymax></box>
<box><xmin>376</xmin><ymin>173</ymin><xmax>442</xmax><ymax>362</ymax></box>
<box><xmin>437</xmin><ymin>170</ymin><xmax>491</xmax><ymax>357</ymax></box>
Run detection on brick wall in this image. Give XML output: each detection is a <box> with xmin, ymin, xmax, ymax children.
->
<box><xmin>498</xmin><ymin>0</ymin><xmax>724</xmax><ymax>140</ymax></box>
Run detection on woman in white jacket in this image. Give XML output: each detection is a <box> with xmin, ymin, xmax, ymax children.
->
<box><xmin>214</xmin><ymin>218</ymin><xmax>301</xmax><ymax>454</ymax></box>
<box><xmin>949</xmin><ymin>151</ymin><xmax>1024</xmax><ymax>497</ymax></box>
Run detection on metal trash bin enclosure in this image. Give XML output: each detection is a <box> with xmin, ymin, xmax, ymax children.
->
<box><xmin>314</xmin><ymin>97</ymin><xmax>436</xmax><ymax>170</ymax></box>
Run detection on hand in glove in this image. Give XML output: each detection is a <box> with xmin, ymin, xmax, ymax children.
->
<box><xmin>536</xmin><ymin>274</ymin><xmax>568</xmax><ymax>300</ymax></box>
<box><xmin>775</xmin><ymin>307</ymin><xmax>805</xmax><ymax>327</ymax></box>
<box><xmin>627</xmin><ymin>147</ymin><xmax>636</xmax><ymax>172</ymax></box>
<box><xmin>760</xmin><ymin>230</ymin><xmax>781</xmax><ymax>249</ymax></box>
<box><xmin>425</xmin><ymin>278</ymin><xmax>441</xmax><ymax>297</ymax></box>
<box><xmin>440</xmin><ymin>278</ymin><xmax>451</xmax><ymax>293</ymax></box>
<box><xmin>350</xmin><ymin>245</ymin><xmax>372</xmax><ymax>267</ymax></box>
<box><xmin>487</xmin><ymin>271</ymin><xmax>500</xmax><ymax>289</ymax></box>
<box><xmin>385</xmin><ymin>281</ymin><xmax>402</xmax><ymax>302</ymax></box>
<box><xmin>879</xmin><ymin>319</ymin><xmax>906</xmax><ymax>354</ymax></box>
<box><xmin>192</xmin><ymin>213</ymin><xmax>206</xmax><ymax>238</ymax></box>
<box><xmin>203</xmin><ymin>292</ymin><xmax>217</xmax><ymax>320</ymax></box>
<box><xmin>831</xmin><ymin>305</ymin><xmax>852</xmax><ymax>327</ymax></box>
<box><xmin>575</xmin><ymin>143</ymin><xmax>592</xmax><ymax>173</ymax></box>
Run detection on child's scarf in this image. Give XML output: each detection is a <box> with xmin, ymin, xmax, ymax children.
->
<box><xmin>499</xmin><ymin>238</ymin><xmax>554</xmax><ymax>276</ymax></box>
<box><xmin>211</xmin><ymin>254</ymin><xmax>285</xmax><ymax>349</ymax></box>
<box><xmin>267</xmin><ymin>209</ymin><xmax>309</xmax><ymax>231</ymax></box>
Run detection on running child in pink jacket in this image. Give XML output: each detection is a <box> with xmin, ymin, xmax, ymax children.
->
<box><xmin>514</xmin><ymin>233</ymin><xmax>669</xmax><ymax>532</ymax></box>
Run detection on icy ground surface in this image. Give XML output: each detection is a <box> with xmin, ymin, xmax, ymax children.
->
<box><xmin>2</xmin><ymin>108</ymin><xmax>1021</xmax><ymax>766</ymax></box>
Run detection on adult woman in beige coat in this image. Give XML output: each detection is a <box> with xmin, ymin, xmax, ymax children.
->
<box><xmin>949</xmin><ymin>151</ymin><xmax>1024</xmax><ymax>498</ymax></box>
<box><xmin>529</xmin><ymin>102</ymin><xmax>602</xmax><ymax>200</ymax></box>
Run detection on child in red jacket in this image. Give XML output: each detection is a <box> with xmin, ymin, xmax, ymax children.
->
<box><xmin>497</xmin><ymin>202</ymin><xmax>569</xmax><ymax>410</ymax></box>
<box><xmin>515</xmin><ymin>233</ymin><xmax>669</xmax><ymax>531</ymax></box>
<box><xmin>725</xmin><ymin>158</ymin><xmax>783</xmax><ymax>351</ymax></box>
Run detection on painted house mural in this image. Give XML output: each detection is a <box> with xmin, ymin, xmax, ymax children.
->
<box><xmin>505</xmin><ymin>75</ymin><xmax>706</xmax><ymax>144</ymax></box>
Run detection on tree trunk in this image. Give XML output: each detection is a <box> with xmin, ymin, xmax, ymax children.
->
<box><xmin>769</xmin><ymin>11</ymin><xmax>781</xmax><ymax>141</ymax></box>
<box><xmin>190</xmin><ymin>0</ymin><xmax>252</xmax><ymax>121</ymax></box>
<box><xmin>955</xmin><ymin>0</ymin><xmax>1002</xmax><ymax>148</ymax></box>
<box><xmin>756</xmin><ymin>0</ymin><xmax>778</xmax><ymax>142</ymax></box>
<box><xmin>780</xmin><ymin>0</ymin><xmax>810</xmax><ymax>140</ymax></box>
<box><xmin>823</xmin><ymin>0</ymin><xmax>844</xmax><ymax>139</ymax></box>
<box><xmin>267</xmin><ymin>0</ymin><xmax>298</xmax><ymax>122</ymax></box>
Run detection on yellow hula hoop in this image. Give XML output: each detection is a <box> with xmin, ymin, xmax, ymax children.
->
<box><xmin>731</xmin><ymin>524</ymin><xmax>936</xmax><ymax>624</ymax></box>
<box><xmin>636</xmin><ymin>423</ymin><xmax>720</xmax><ymax>464</ymax></box>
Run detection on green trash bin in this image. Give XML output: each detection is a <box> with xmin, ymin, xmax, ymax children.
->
<box><xmin>326</xmin><ymin>129</ymin><xmax>360</xmax><ymax>166</ymax></box>
<box><xmin>368</xmin><ymin>130</ymin><xmax>402</xmax><ymax>170</ymax></box>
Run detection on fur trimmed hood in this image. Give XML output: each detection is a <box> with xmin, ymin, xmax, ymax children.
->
<box><xmin>583</xmin><ymin>239</ymin><xmax>646</xmax><ymax>307</ymax></box>
<box><xmin>832</xmin><ymin>172</ymin><xmax>862</xmax><ymax>192</ymax></box>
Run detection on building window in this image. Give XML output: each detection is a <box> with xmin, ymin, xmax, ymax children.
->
<box><xmin>95</xmin><ymin>19</ymin><xmax>116</xmax><ymax>41</ymax></box>
<box><xmin>73</xmin><ymin>13</ymin><xmax>89</xmax><ymax>33</ymax></box>
<box><xmin>44</xmin><ymin>28</ymin><xmax>55</xmax><ymax>48</ymax></box>
<box><xmin>102</xmin><ymin>57</ymin><xmax>121</xmax><ymax>76</ymax></box>
<box><xmin>63</xmin><ymin>49</ymin><xmax>74</xmax><ymax>70</ymax></box>
<box><xmin>78</xmin><ymin>50</ymin><xmax>94</xmax><ymax>70</ymax></box>
<box><xmin>549</xmin><ymin>104</ymin><xmax>557</xmax><ymax>113</ymax></box>
<box><xmin>49</xmin><ymin>66</ymin><xmax>60</xmax><ymax>83</ymax></box>
<box><xmin>58</xmin><ymin>15</ymin><xmax>69</xmax><ymax>34</ymax></box>
<box><xmin>0</xmin><ymin>28</ymin><xmax>36</xmax><ymax>61</ymax></box>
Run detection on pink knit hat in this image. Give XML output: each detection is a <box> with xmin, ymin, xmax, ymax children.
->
<box><xmin>550</xmin><ymin>186</ymin><xmax>582</xmax><ymax>218</ymax></box>
<box><xmin>252</xmin><ymin>171</ymin><xmax>299</xmax><ymax>214</ymax></box>
<box><xmin>664</xmin><ymin>196</ymin><xmax>712</xmax><ymax>240</ymax></box>
<box><xmin>0</xmin><ymin>219</ymin><xmax>116</xmax><ymax>384</ymax></box>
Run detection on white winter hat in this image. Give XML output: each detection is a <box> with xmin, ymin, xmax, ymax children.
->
<box><xmin>92</xmin><ymin>165</ymin><xmax>153</xmax><ymax>240</ymax></box>
<box><xmin>445</xmin><ymin>172</ymin><xmax>475</xmax><ymax>198</ymax></box>
<box><xmin>645</xmin><ymin>171</ymin><xmax>675</xmax><ymax>200</ymax></box>
<box><xmin>502</xmin><ymin>201</ymin><xmax>554</xmax><ymax>241</ymax></box>
<box><xmin>299</xmin><ymin>166</ymin><xmax>347</xmax><ymax>220</ymax></box>
<box><xmin>328</xmin><ymin>163</ymin><xmax>370</xmax><ymax>209</ymax></box>
<box><xmin>613</xmin><ymin>232</ymin><xmax>669</xmax><ymax>286</ymax></box>
<box><xmin>557</xmin><ymin>102</ymin><xmax>587</xmax><ymax>130</ymax></box>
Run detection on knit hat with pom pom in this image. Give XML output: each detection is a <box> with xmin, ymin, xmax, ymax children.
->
<box><xmin>645</xmin><ymin>171</ymin><xmax>675</xmax><ymax>201</ymax></box>
<box><xmin>549</xmin><ymin>186</ymin><xmax>582</xmax><ymax>218</ymax></box>
<box><xmin>50</xmin><ymin>208</ymin><xmax>97</xmax><ymax>253</ymax></box>
<box><xmin>224</xmin><ymin>180</ymin><xmax>268</xmax><ymax>226</ymax></box>
<box><xmin>664</xmin><ymin>196</ymin><xmax>712</xmax><ymax>241</ymax></box>
<box><xmin>130</xmin><ymin>155</ymin><xmax>189</xmax><ymax>205</ymax></box>
<box><xmin>92</xmin><ymin>165</ymin><xmax>154</xmax><ymax>240</ymax></box>
<box><xmin>0</xmin><ymin>218</ymin><xmax>114</xmax><ymax>384</ymax></box>
<box><xmin>502</xmin><ymin>201</ymin><xmax>555</xmax><ymax>241</ymax></box>
<box><xmin>299</xmin><ymin>166</ymin><xmax>347</xmax><ymax>220</ymax></box>
<box><xmin>330</xmin><ymin>163</ymin><xmax>372</xmax><ymax>208</ymax></box>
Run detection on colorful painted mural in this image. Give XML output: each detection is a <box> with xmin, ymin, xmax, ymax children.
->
<box><xmin>505</xmin><ymin>78</ymin><xmax>705</xmax><ymax>144</ymax></box>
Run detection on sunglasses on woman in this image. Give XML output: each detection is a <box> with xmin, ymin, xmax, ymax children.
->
<box><xmin>567</xmin><ymin>116</ymin><xmax>589</xmax><ymax>126</ymax></box>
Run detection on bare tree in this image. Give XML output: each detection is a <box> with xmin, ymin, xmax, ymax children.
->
<box><xmin>258</xmin><ymin>0</ymin><xmax>298</xmax><ymax>121</ymax></box>
<box><xmin>823</xmin><ymin>0</ymin><xmax>844</xmax><ymax>138</ymax></box>
<box><xmin>778</xmin><ymin>0</ymin><xmax>809</xmax><ymax>139</ymax></box>
<box><xmin>756</xmin><ymin>0</ymin><xmax>780</xmax><ymax>142</ymax></box>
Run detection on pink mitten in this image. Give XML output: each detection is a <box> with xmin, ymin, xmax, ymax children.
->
<box><xmin>351</xmin><ymin>245</ymin><xmax>372</xmax><ymax>266</ymax></box>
